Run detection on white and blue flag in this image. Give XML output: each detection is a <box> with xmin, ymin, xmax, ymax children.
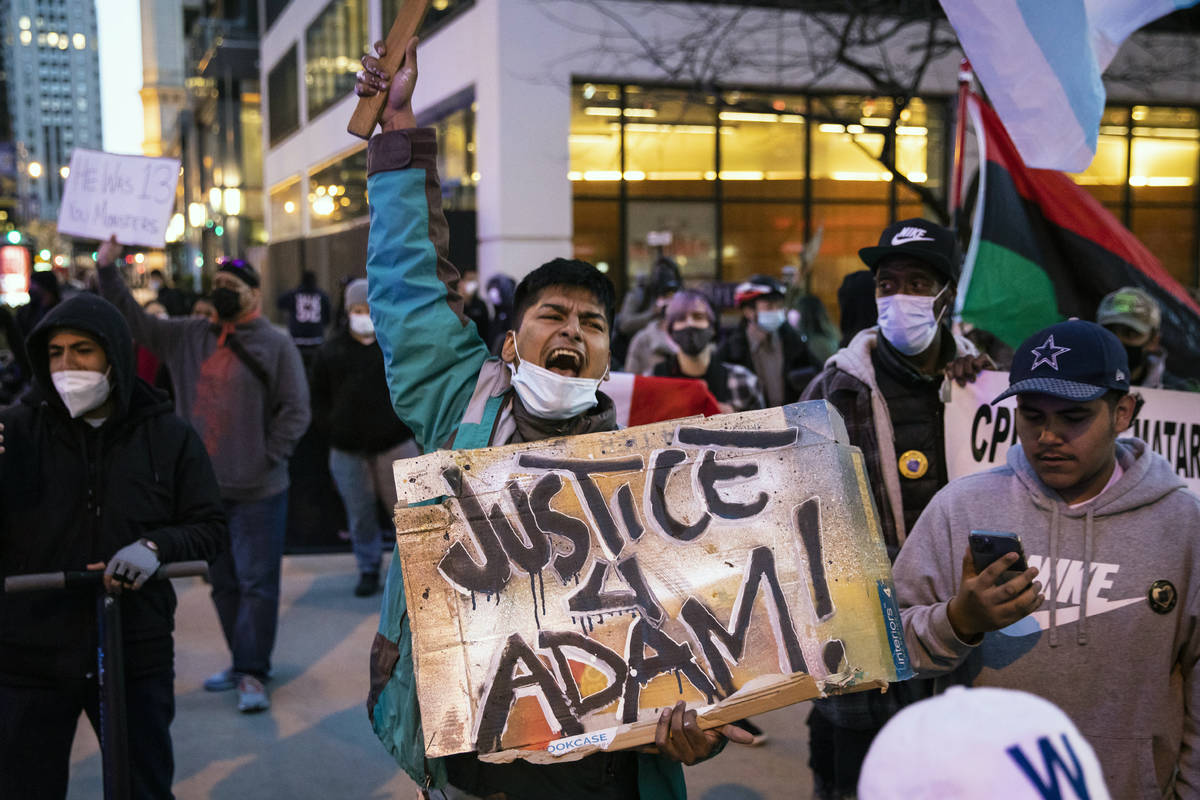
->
<box><xmin>940</xmin><ymin>0</ymin><xmax>1200</xmax><ymax>172</ymax></box>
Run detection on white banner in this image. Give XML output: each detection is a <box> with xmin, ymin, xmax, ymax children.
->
<box><xmin>945</xmin><ymin>370</ymin><xmax>1200</xmax><ymax>495</ymax></box>
<box><xmin>57</xmin><ymin>149</ymin><xmax>181</xmax><ymax>248</ymax></box>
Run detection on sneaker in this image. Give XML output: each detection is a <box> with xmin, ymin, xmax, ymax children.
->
<box><xmin>203</xmin><ymin>668</ymin><xmax>239</xmax><ymax>692</ymax></box>
<box><xmin>355</xmin><ymin>571</ymin><xmax>381</xmax><ymax>597</ymax></box>
<box><xmin>237</xmin><ymin>675</ymin><xmax>270</xmax><ymax>713</ymax></box>
<box><xmin>732</xmin><ymin>718</ymin><xmax>768</xmax><ymax>746</ymax></box>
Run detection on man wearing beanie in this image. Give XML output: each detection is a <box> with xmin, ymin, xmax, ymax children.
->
<box><xmin>96</xmin><ymin>237</ymin><xmax>310</xmax><ymax>713</ymax></box>
<box><xmin>894</xmin><ymin>319</ymin><xmax>1200</xmax><ymax>797</ymax></box>
<box><xmin>311</xmin><ymin>279</ymin><xmax>417</xmax><ymax>597</ymax></box>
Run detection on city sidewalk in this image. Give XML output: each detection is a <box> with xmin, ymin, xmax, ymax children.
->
<box><xmin>68</xmin><ymin>553</ymin><xmax>813</xmax><ymax>799</ymax></box>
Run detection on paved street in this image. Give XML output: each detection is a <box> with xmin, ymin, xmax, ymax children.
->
<box><xmin>68</xmin><ymin>553</ymin><xmax>814</xmax><ymax>799</ymax></box>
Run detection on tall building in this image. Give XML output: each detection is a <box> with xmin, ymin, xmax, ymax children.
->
<box><xmin>0</xmin><ymin>0</ymin><xmax>102</xmax><ymax>222</ymax></box>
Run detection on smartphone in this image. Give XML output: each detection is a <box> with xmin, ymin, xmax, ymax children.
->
<box><xmin>969</xmin><ymin>530</ymin><xmax>1029</xmax><ymax>585</ymax></box>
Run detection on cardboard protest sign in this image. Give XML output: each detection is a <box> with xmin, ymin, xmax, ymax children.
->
<box><xmin>391</xmin><ymin>400</ymin><xmax>912</xmax><ymax>763</ymax></box>
<box><xmin>56</xmin><ymin>149</ymin><xmax>181</xmax><ymax>248</ymax></box>
<box><xmin>946</xmin><ymin>370</ymin><xmax>1200</xmax><ymax>493</ymax></box>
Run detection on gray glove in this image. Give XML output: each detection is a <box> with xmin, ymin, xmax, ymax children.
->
<box><xmin>105</xmin><ymin>540</ymin><xmax>161</xmax><ymax>589</ymax></box>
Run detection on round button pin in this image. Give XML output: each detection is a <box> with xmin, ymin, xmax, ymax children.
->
<box><xmin>1148</xmin><ymin>580</ymin><xmax>1177</xmax><ymax>615</ymax></box>
<box><xmin>898</xmin><ymin>450</ymin><xmax>929</xmax><ymax>480</ymax></box>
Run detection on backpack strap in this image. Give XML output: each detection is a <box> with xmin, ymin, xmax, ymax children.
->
<box><xmin>220</xmin><ymin>330</ymin><xmax>271</xmax><ymax>389</ymax></box>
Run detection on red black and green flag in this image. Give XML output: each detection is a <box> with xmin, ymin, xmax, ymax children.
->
<box><xmin>958</xmin><ymin>93</ymin><xmax>1200</xmax><ymax>377</ymax></box>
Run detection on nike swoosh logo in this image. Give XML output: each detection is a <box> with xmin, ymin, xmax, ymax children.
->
<box><xmin>891</xmin><ymin>232</ymin><xmax>934</xmax><ymax>245</ymax></box>
<box><xmin>998</xmin><ymin>595</ymin><xmax>1142</xmax><ymax>636</ymax></box>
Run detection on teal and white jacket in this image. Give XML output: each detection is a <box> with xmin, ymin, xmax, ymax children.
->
<box><xmin>363</xmin><ymin>127</ymin><xmax>688</xmax><ymax>800</ymax></box>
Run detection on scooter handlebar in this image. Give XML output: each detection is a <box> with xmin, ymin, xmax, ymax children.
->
<box><xmin>3</xmin><ymin>560</ymin><xmax>209</xmax><ymax>593</ymax></box>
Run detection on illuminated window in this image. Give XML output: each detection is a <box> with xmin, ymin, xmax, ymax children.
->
<box><xmin>380</xmin><ymin>0</ymin><xmax>474</xmax><ymax>38</ymax></box>
<box><xmin>569</xmin><ymin>82</ymin><xmax>948</xmax><ymax>306</ymax></box>
<box><xmin>268</xmin><ymin>47</ymin><xmax>300</xmax><ymax>145</ymax></box>
<box><xmin>306</xmin><ymin>0</ymin><xmax>367</xmax><ymax>121</ymax></box>
<box><xmin>308</xmin><ymin>149</ymin><xmax>368</xmax><ymax>229</ymax></box>
<box><xmin>719</xmin><ymin>91</ymin><xmax>807</xmax><ymax>198</ymax></box>
<box><xmin>1071</xmin><ymin>105</ymin><xmax>1200</xmax><ymax>287</ymax></box>
<box><xmin>270</xmin><ymin>179</ymin><xmax>302</xmax><ymax>240</ymax></box>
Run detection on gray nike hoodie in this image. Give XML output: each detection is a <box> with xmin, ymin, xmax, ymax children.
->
<box><xmin>894</xmin><ymin>438</ymin><xmax>1200</xmax><ymax>799</ymax></box>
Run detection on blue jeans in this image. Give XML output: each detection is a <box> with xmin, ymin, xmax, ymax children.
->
<box><xmin>328</xmin><ymin>441</ymin><xmax>417</xmax><ymax>575</ymax></box>
<box><xmin>209</xmin><ymin>491</ymin><xmax>288</xmax><ymax>679</ymax></box>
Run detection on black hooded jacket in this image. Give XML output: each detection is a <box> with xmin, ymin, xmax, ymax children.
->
<box><xmin>0</xmin><ymin>294</ymin><xmax>228</xmax><ymax>684</ymax></box>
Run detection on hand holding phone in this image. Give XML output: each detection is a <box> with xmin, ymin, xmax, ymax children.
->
<box><xmin>969</xmin><ymin>531</ymin><xmax>1029</xmax><ymax>586</ymax></box>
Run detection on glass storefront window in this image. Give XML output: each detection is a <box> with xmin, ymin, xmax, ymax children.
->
<box><xmin>623</xmin><ymin>87</ymin><xmax>717</xmax><ymax>198</ymax></box>
<box><xmin>308</xmin><ymin>148</ymin><xmax>368</xmax><ymax>229</ymax></box>
<box><xmin>568</xmin><ymin>81</ymin><xmax>950</xmax><ymax>314</ymax></box>
<box><xmin>270</xmin><ymin>179</ymin><xmax>302</xmax><ymax>240</ymax></box>
<box><xmin>1133</xmin><ymin>205</ymin><xmax>1195</xmax><ymax>288</ymax></box>
<box><xmin>626</xmin><ymin>200</ymin><xmax>717</xmax><ymax>281</ymax></box>
<box><xmin>570</xmin><ymin>83</ymin><xmax>621</xmax><ymax>197</ymax></box>
<box><xmin>719</xmin><ymin>91</ymin><xmax>806</xmax><ymax>199</ymax></box>
<box><xmin>573</xmin><ymin>200</ymin><xmax>621</xmax><ymax>289</ymax></box>
<box><xmin>432</xmin><ymin>103</ymin><xmax>476</xmax><ymax>210</ymax></box>
<box><xmin>381</xmin><ymin>0</ymin><xmax>473</xmax><ymax>37</ymax></box>
<box><xmin>267</xmin><ymin>47</ymin><xmax>299</xmax><ymax>145</ymax></box>
<box><xmin>306</xmin><ymin>0</ymin><xmax>367</xmax><ymax>121</ymax></box>
<box><xmin>1130</xmin><ymin>107</ymin><xmax>1199</xmax><ymax>196</ymax></box>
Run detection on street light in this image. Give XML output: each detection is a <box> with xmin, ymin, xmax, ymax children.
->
<box><xmin>27</xmin><ymin>162</ymin><xmax>42</xmax><ymax>178</ymax></box>
<box><xmin>223</xmin><ymin>188</ymin><xmax>242</xmax><ymax>216</ymax></box>
<box><xmin>188</xmin><ymin>202</ymin><xmax>206</xmax><ymax>227</ymax></box>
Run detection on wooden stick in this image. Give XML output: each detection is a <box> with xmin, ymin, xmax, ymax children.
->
<box><xmin>347</xmin><ymin>0</ymin><xmax>433</xmax><ymax>139</ymax></box>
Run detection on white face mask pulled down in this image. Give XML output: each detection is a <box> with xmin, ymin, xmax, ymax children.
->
<box><xmin>876</xmin><ymin>288</ymin><xmax>948</xmax><ymax>356</ymax></box>
<box><xmin>507</xmin><ymin>341</ymin><xmax>607</xmax><ymax>420</ymax></box>
<box><xmin>52</xmin><ymin>369</ymin><xmax>112</xmax><ymax>419</ymax></box>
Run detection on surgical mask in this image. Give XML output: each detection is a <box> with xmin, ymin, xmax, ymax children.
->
<box><xmin>211</xmin><ymin>287</ymin><xmax>243</xmax><ymax>320</ymax></box>
<box><xmin>52</xmin><ymin>369</ymin><xmax>112</xmax><ymax>419</ymax></box>
<box><xmin>876</xmin><ymin>289</ymin><xmax>947</xmax><ymax>356</ymax></box>
<box><xmin>507</xmin><ymin>342</ymin><xmax>606</xmax><ymax>420</ymax></box>
<box><xmin>149</xmin><ymin>279</ymin><xmax>163</xmax><ymax>291</ymax></box>
<box><xmin>463</xmin><ymin>280</ymin><xmax>479</xmax><ymax>297</ymax></box>
<box><xmin>488</xmin><ymin>287</ymin><xmax>503</xmax><ymax>306</ymax></box>
<box><xmin>756</xmin><ymin>308</ymin><xmax>786</xmax><ymax>332</ymax></box>
<box><xmin>349</xmin><ymin>312</ymin><xmax>375</xmax><ymax>338</ymax></box>
<box><xmin>670</xmin><ymin>326</ymin><xmax>713</xmax><ymax>356</ymax></box>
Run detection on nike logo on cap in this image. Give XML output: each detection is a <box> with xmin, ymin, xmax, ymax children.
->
<box><xmin>891</xmin><ymin>226</ymin><xmax>935</xmax><ymax>245</ymax></box>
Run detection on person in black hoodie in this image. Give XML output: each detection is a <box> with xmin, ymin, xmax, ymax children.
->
<box><xmin>0</xmin><ymin>293</ymin><xmax>227</xmax><ymax>799</ymax></box>
<box><xmin>311</xmin><ymin>279</ymin><xmax>417</xmax><ymax>597</ymax></box>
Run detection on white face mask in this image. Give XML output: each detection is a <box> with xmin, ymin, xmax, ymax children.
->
<box><xmin>507</xmin><ymin>341</ymin><xmax>606</xmax><ymax>420</ymax></box>
<box><xmin>463</xmin><ymin>280</ymin><xmax>479</xmax><ymax>297</ymax></box>
<box><xmin>876</xmin><ymin>288</ymin><xmax>947</xmax><ymax>356</ymax></box>
<box><xmin>52</xmin><ymin>369</ymin><xmax>112</xmax><ymax>419</ymax></box>
<box><xmin>756</xmin><ymin>308</ymin><xmax>786</xmax><ymax>332</ymax></box>
<box><xmin>349</xmin><ymin>312</ymin><xmax>375</xmax><ymax>338</ymax></box>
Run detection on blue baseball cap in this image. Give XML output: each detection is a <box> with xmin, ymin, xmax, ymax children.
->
<box><xmin>992</xmin><ymin>320</ymin><xmax>1131</xmax><ymax>404</ymax></box>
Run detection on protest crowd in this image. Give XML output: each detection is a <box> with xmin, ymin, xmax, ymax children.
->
<box><xmin>3</xmin><ymin>12</ymin><xmax>1200</xmax><ymax>800</ymax></box>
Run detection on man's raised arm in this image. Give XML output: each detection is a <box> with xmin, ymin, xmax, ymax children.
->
<box><xmin>360</xmin><ymin>38</ymin><xmax>489</xmax><ymax>452</ymax></box>
<box><xmin>95</xmin><ymin>235</ymin><xmax>204</xmax><ymax>362</ymax></box>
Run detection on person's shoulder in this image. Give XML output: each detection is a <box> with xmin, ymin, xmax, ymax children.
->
<box><xmin>935</xmin><ymin>465</ymin><xmax>1017</xmax><ymax>501</ymax></box>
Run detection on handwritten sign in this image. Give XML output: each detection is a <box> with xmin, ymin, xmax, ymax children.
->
<box><xmin>946</xmin><ymin>370</ymin><xmax>1200</xmax><ymax>493</ymax></box>
<box><xmin>391</xmin><ymin>401</ymin><xmax>911</xmax><ymax>762</ymax></box>
<box><xmin>57</xmin><ymin>149</ymin><xmax>180</xmax><ymax>248</ymax></box>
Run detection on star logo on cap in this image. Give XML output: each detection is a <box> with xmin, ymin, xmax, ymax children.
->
<box><xmin>1030</xmin><ymin>335</ymin><xmax>1070</xmax><ymax>371</ymax></box>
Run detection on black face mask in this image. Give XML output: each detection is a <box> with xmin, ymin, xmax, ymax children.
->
<box><xmin>211</xmin><ymin>287</ymin><xmax>243</xmax><ymax>320</ymax></box>
<box><xmin>670</xmin><ymin>326</ymin><xmax>714</xmax><ymax>356</ymax></box>
<box><xmin>1123</xmin><ymin>343</ymin><xmax>1145</xmax><ymax>373</ymax></box>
